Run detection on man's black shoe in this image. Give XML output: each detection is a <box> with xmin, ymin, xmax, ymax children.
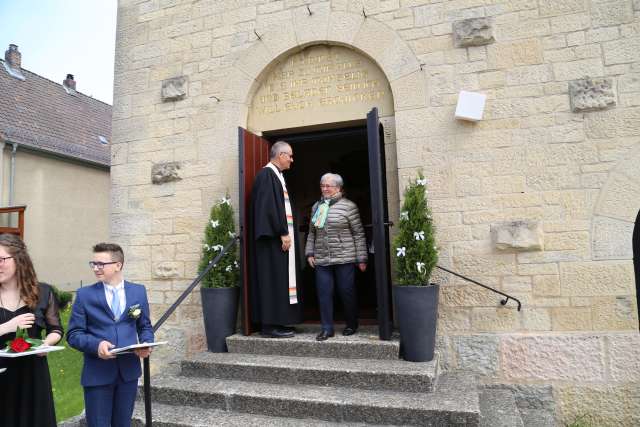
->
<box><xmin>342</xmin><ymin>327</ymin><xmax>357</xmax><ymax>336</ymax></box>
<box><xmin>261</xmin><ymin>326</ymin><xmax>294</xmax><ymax>338</ymax></box>
<box><xmin>281</xmin><ymin>326</ymin><xmax>297</xmax><ymax>333</ymax></box>
<box><xmin>316</xmin><ymin>330</ymin><xmax>335</xmax><ymax>341</ymax></box>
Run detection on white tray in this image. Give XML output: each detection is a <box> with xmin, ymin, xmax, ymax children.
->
<box><xmin>0</xmin><ymin>345</ymin><xmax>65</xmax><ymax>358</ymax></box>
<box><xmin>111</xmin><ymin>341</ymin><xmax>168</xmax><ymax>354</ymax></box>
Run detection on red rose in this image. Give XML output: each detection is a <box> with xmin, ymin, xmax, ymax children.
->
<box><xmin>10</xmin><ymin>337</ymin><xmax>31</xmax><ymax>353</ymax></box>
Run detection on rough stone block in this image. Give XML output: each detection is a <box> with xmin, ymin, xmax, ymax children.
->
<box><xmin>501</xmin><ymin>335</ymin><xmax>606</xmax><ymax>381</ymax></box>
<box><xmin>161</xmin><ymin>76</ymin><xmax>188</xmax><ymax>101</ymax></box>
<box><xmin>603</xmin><ymin>36</ymin><xmax>640</xmax><ymax>65</ymax></box>
<box><xmin>591</xmin><ymin>0</ymin><xmax>634</xmax><ymax>27</ymax></box>
<box><xmin>553</xmin><ymin>58</ymin><xmax>604</xmax><ymax>82</ymax></box>
<box><xmin>152</xmin><ymin>162</ymin><xmax>183</xmax><ymax>184</ymax></box>
<box><xmin>592</xmin><ymin>216</ymin><xmax>634</xmax><ymax>260</ymax></box>
<box><xmin>569</xmin><ymin>77</ymin><xmax>616</xmax><ymax>112</ymax></box>
<box><xmin>153</xmin><ymin>261</ymin><xmax>184</xmax><ymax>279</ymax></box>
<box><xmin>551</xmin><ymin>307</ymin><xmax>592</xmax><ymax>331</ymax></box>
<box><xmin>452</xmin><ymin>17</ymin><xmax>494</xmax><ymax>48</ymax></box>
<box><xmin>559</xmin><ymin>261</ymin><xmax>635</xmax><ymax>297</ymax></box>
<box><xmin>556</xmin><ymin>383</ymin><xmax>640</xmax><ymax>426</ymax></box>
<box><xmin>538</xmin><ymin>0</ymin><xmax>586</xmax><ymax>17</ymax></box>
<box><xmin>591</xmin><ymin>296</ymin><xmax>638</xmax><ymax>331</ymax></box>
<box><xmin>608</xmin><ymin>334</ymin><xmax>640</xmax><ymax>382</ymax></box>
<box><xmin>491</xmin><ymin>221</ymin><xmax>543</xmax><ymax>252</ymax></box>
<box><xmin>452</xmin><ymin>335</ymin><xmax>499</xmax><ymax>376</ymax></box>
<box><xmin>471</xmin><ymin>307</ymin><xmax>520</xmax><ymax>332</ymax></box>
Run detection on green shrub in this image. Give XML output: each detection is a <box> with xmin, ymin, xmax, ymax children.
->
<box><xmin>198</xmin><ymin>195</ymin><xmax>239</xmax><ymax>288</ymax></box>
<box><xmin>51</xmin><ymin>285</ymin><xmax>73</xmax><ymax>310</ymax></box>
<box><xmin>392</xmin><ymin>173</ymin><xmax>438</xmax><ymax>286</ymax></box>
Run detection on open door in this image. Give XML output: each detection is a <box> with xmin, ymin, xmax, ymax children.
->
<box><xmin>238</xmin><ymin>127</ymin><xmax>270</xmax><ymax>335</ymax></box>
<box><xmin>367</xmin><ymin>108</ymin><xmax>393</xmax><ymax>340</ymax></box>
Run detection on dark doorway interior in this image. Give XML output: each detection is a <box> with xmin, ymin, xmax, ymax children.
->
<box><xmin>265</xmin><ymin>125</ymin><xmax>379</xmax><ymax>324</ymax></box>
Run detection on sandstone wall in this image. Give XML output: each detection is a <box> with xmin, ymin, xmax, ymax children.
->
<box><xmin>113</xmin><ymin>1</ymin><xmax>640</xmax><ymax>424</ymax></box>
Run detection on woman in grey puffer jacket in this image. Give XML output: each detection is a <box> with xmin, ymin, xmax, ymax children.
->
<box><xmin>305</xmin><ymin>173</ymin><xmax>367</xmax><ymax>341</ymax></box>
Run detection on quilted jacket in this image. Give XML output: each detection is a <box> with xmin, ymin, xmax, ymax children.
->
<box><xmin>304</xmin><ymin>196</ymin><xmax>368</xmax><ymax>266</ymax></box>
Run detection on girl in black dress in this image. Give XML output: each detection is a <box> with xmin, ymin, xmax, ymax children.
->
<box><xmin>0</xmin><ymin>234</ymin><xmax>63</xmax><ymax>427</ymax></box>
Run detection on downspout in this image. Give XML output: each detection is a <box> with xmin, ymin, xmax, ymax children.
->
<box><xmin>8</xmin><ymin>143</ymin><xmax>17</xmax><ymax>206</ymax></box>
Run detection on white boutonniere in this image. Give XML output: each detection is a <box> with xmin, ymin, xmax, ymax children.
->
<box><xmin>127</xmin><ymin>304</ymin><xmax>142</xmax><ymax>320</ymax></box>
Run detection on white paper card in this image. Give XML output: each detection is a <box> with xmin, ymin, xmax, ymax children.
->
<box><xmin>0</xmin><ymin>345</ymin><xmax>65</xmax><ymax>358</ymax></box>
<box><xmin>111</xmin><ymin>341</ymin><xmax>168</xmax><ymax>354</ymax></box>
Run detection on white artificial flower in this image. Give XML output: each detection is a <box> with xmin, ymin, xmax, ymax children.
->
<box><xmin>210</xmin><ymin>220</ymin><xmax>219</xmax><ymax>228</ymax></box>
<box><xmin>203</xmin><ymin>243</ymin><xmax>211</xmax><ymax>251</ymax></box>
<box><xmin>400</xmin><ymin>211</ymin><xmax>409</xmax><ymax>221</ymax></box>
<box><xmin>416</xmin><ymin>177</ymin><xmax>427</xmax><ymax>186</ymax></box>
<box><xmin>228</xmin><ymin>231</ymin><xmax>236</xmax><ymax>238</ymax></box>
<box><xmin>212</xmin><ymin>244</ymin><xmax>224</xmax><ymax>252</ymax></box>
<box><xmin>225</xmin><ymin>265</ymin><xmax>233</xmax><ymax>272</ymax></box>
<box><xmin>416</xmin><ymin>262</ymin><xmax>426</xmax><ymax>273</ymax></box>
<box><xmin>396</xmin><ymin>247</ymin><xmax>406</xmax><ymax>257</ymax></box>
<box><xmin>220</xmin><ymin>197</ymin><xmax>231</xmax><ymax>205</ymax></box>
<box><xmin>414</xmin><ymin>231</ymin><xmax>425</xmax><ymax>241</ymax></box>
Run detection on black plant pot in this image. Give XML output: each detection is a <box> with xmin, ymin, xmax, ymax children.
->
<box><xmin>200</xmin><ymin>286</ymin><xmax>239</xmax><ymax>352</ymax></box>
<box><xmin>393</xmin><ymin>284</ymin><xmax>439</xmax><ymax>362</ymax></box>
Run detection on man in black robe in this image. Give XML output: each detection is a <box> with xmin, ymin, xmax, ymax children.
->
<box><xmin>248</xmin><ymin>141</ymin><xmax>302</xmax><ymax>337</ymax></box>
<box><xmin>634</xmin><ymin>209</ymin><xmax>640</xmax><ymax>331</ymax></box>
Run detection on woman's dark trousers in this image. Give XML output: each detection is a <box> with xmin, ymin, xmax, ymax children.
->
<box><xmin>315</xmin><ymin>263</ymin><xmax>358</xmax><ymax>333</ymax></box>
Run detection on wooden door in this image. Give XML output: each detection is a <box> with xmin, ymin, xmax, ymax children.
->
<box><xmin>367</xmin><ymin>108</ymin><xmax>393</xmax><ymax>340</ymax></box>
<box><xmin>238</xmin><ymin>127</ymin><xmax>270</xmax><ymax>335</ymax></box>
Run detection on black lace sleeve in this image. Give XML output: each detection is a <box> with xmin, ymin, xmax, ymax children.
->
<box><xmin>44</xmin><ymin>287</ymin><xmax>64</xmax><ymax>337</ymax></box>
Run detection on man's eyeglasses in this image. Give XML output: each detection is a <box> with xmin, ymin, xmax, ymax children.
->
<box><xmin>280</xmin><ymin>152</ymin><xmax>293</xmax><ymax>159</ymax></box>
<box><xmin>0</xmin><ymin>256</ymin><xmax>13</xmax><ymax>265</ymax></box>
<box><xmin>89</xmin><ymin>261</ymin><xmax>119</xmax><ymax>270</ymax></box>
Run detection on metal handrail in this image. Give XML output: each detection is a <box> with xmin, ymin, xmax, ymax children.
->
<box><xmin>143</xmin><ymin>235</ymin><xmax>240</xmax><ymax>426</ymax></box>
<box><xmin>435</xmin><ymin>265</ymin><xmax>522</xmax><ymax>311</ymax></box>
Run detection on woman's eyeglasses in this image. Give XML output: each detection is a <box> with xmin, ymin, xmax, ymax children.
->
<box><xmin>0</xmin><ymin>256</ymin><xmax>13</xmax><ymax>265</ymax></box>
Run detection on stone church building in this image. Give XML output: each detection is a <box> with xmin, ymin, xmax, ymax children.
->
<box><xmin>112</xmin><ymin>1</ymin><xmax>640</xmax><ymax>424</ymax></box>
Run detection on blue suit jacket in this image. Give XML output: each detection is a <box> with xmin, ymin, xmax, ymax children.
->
<box><xmin>67</xmin><ymin>281</ymin><xmax>154</xmax><ymax>387</ymax></box>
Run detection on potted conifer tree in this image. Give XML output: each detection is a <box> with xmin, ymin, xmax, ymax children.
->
<box><xmin>392</xmin><ymin>174</ymin><xmax>439</xmax><ymax>362</ymax></box>
<box><xmin>199</xmin><ymin>195</ymin><xmax>240</xmax><ymax>352</ymax></box>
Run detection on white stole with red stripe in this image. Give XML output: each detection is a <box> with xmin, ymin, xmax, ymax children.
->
<box><xmin>265</xmin><ymin>162</ymin><xmax>298</xmax><ymax>304</ymax></box>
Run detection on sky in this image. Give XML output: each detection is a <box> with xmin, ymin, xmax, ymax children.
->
<box><xmin>0</xmin><ymin>0</ymin><xmax>118</xmax><ymax>104</ymax></box>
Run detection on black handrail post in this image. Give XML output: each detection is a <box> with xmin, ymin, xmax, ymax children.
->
<box><xmin>143</xmin><ymin>357</ymin><xmax>152</xmax><ymax>426</ymax></box>
<box><xmin>142</xmin><ymin>235</ymin><xmax>239</xmax><ymax>426</ymax></box>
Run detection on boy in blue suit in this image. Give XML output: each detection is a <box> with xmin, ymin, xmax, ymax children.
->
<box><xmin>68</xmin><ymin>243</ymin><xmax>154</xmax><ymax>427</ymax></box>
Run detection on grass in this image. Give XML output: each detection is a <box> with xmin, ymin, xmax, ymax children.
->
<box><xmin>48</xmin><ymin>307</ymin><xmax>84</xmax><ymax>422</ymax></box>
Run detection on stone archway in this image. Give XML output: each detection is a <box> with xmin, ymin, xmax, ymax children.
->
<box><xmin>213</xmin><ymin>6</ymin><xmax>426</xmax><ymax>116</ymax></box>
<box><xmin>592</xmin><ymin>144</ymin><xmax>640</xmax><ymax>327</ymax></box>
<box><xmin>592</xmin><ymin>145</ymin><xmax>640</xmax><ymax>260</ymax></box>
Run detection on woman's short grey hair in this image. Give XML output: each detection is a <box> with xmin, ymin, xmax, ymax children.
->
<box><xmin>270</xmin><ymin>141</ymin><xmax>291</xmax><ymax>159</ymax></box>
<box><xmin>320</xmin><ymin>173</ymin><xmax>344</xmax><ymax>189</ymax></box>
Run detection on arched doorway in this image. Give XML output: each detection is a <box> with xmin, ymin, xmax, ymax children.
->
<box><xmin>240</xmin><ymin>44</ymin><xmax>397</xmax><ymax>338</ymax></box>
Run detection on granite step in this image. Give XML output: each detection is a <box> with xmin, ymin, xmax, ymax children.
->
<box><xmin>479</xmin><ymin>389</ymin><xmax>524</xmax><ymax>427</ymax></box>
<box><xmin>132</xmin><ymin>402</ymin><xmax>386</xmax><ymax>427</ymax></box>
<box><xmin>143</xmin><ymin>371</ymin><xmax>479</xmax><ymax>426</ymax></box>
<box><xmin>180</xmin><ymin>351</ymin><xmax>437</xmax><ymax>393</ymax></box>
<box><xmin>226</xmin><ymin>328</ymin><xmax>400</xmax><ymax>360</ymax></box>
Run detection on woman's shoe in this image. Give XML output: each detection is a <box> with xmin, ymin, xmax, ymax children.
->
<box><xmin>316</xmin><ymin>330</ymin><xmax>335</xmax><ymax>341</ymax></box>
<box><xmin>342</xmin><ymin>327</ymin><xmax>357</xmax><ymax>336</ymax></box>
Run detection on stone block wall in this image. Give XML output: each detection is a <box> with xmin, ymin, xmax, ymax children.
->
<box><xmin>113</xmin><ymin>0</ymin><xmax>640</xmax><ymax>423</ymax></box>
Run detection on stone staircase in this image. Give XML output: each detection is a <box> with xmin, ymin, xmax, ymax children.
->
<box><xmin>130</xmin><ymin>326</ymin><xmax>546</xmax><ymax>426</ymax></box>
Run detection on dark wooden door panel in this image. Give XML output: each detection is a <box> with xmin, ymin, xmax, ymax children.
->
<box><xmin>239</xmin><ymin>127</ymin><xmax>270</xmax><ymax>335</ymax></box>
